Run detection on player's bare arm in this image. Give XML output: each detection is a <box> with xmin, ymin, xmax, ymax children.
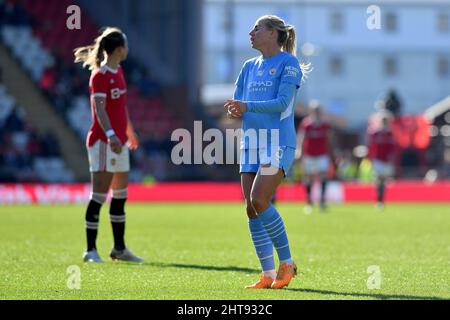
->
<box><xmin>126</xmin><ymin>108</ymin><xmax>139</xmax><ymax>150</ymax></box>
<box><xmin>94</xmin><ymin>96</ymin><xmax>122</xmax><ymax>154</ymax></box>
<box><xmin>295</xmin><ymin>131</ymin><xmax>304</xmax><ymax>160</ymax></box>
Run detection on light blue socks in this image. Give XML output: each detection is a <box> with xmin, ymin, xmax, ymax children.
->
<box><xmin>248</xmin><ymin>217</ymin><xmax>275</xmax><ymax>271</ymax></box>
<box><xmin>257</xmin><ymin>204</ymin><xmax>293</xmax><ymax>265</ymax></box>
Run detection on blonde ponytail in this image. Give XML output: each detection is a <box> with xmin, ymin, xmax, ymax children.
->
<box><xmin>74</xmin><ymin>27</ymin><xmax>125</xmax><ymax>70</ymax></box>
<box><xmin>283</xmin><ymin>25</ymin><xmax>296</xmax><ymax>56</ymax></box>
<box><xmin>258</xmin><ymin>15</ymin><xmax>312</xmax><ymax>80</ymax></box>
<box><xmin>74</xmin><ymin>38</ymin><xmax>104</xmax><ymax>70</ymax></box>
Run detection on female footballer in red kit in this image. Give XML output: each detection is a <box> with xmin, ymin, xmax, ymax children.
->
<box><xmin>74</xmin><ymin>27</ymin><xmax>143</xmax><ymax>263</ymax></box>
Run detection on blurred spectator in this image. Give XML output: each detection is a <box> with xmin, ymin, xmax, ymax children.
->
<box><xmin>399</xmin><ymin>146</ymin><xmax>420</xmax><ymax>177</ymax></box>
<box><xmin>27</xmin><ymin>129</ymin><xmax>43</xmax><ymax>157</ymax></box>
<box><xmin>0</xmin><ymin>0</ymin><xmax>32</xmax><ymax>26</ymax></box>
<box><xmin>4</xmin><ymin>106</ymin><xmax>26</xmax><ymax>132</ymax></box>
<box><xmin>384</xmin><ymin>89</ymin><xmax>402</xmax><ymax>117</ymax></box>
<box><xmin>0</xmin><ymin>103</ymin><xmax>63</xmax><ymax>182</ymax></box>
<box><xmin>40</xmin><ymin>131</ymin><xmax>61</xmax><ymax>157</ymax></box>
<box><xmin>336</xmin><ymin>150</ymin><xmax>359</xmax><ymax>181</ymax></box>
<box><xmin>39</xmin><ymin>67</ymin><xmax>57</xmax><ymax>92</ymax></box>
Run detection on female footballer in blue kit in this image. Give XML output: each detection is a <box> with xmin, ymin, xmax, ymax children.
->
<box><xmin>224</xmin><ymin>15</ymin><xmax>308</xmax><ymax>289</ymax></box>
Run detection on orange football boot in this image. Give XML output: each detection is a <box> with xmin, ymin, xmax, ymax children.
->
<box><xmin>271</xmin><ymin>262</ymin><xmax>297</xmax><ymax>289</ymax></box>
<box><xmin>245</xmin><ymin>273</ymin><xmax>275</xmax><ymax>289</ymax></box>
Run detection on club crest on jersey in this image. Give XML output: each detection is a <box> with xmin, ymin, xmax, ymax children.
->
<box><xmin>269</xmin><ymin>68</ymin><xmax>276</xmax><ymax>76</ymax></box>
<box><xmin>257</xmin><ymin>70</ymin><xmax>263</xmax><ymax>76</ymax></box>
<box><xmin>110</xmin><ymin>79</ymin><xmax>115</xmax><ymax>84</ymax></box>
<box><xmin>111</xmin><ymin>159</ymin><xmax>116</xmax><ymax>166</ymax></box>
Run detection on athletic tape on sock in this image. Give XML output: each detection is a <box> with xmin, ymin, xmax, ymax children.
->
<box><xmin>112</xmin><ymin>188</ymin><xmax>128</xmax><ymax>199</ymax></box>
<box><xmin>90</xmin><ymin>192</ymin><xmax>107</xmax><ymax>204</ymax></box>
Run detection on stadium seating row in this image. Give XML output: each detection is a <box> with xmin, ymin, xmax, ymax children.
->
<box><xmin>0</xmin><ymin>84</ymin><xmax>15</xmax><ymax>125</ymax></box>
<box><xmin>1</xmin><ymin>0</ymin><xmax>181</xmax><ymax>181</ymax></box>
<box><xmin>0</xmin><ymin>84</ymin><xmax>74</xmax><ymax>182</ymax></box>
<box><xmin>1</xmin><ymin>26</ymin><xmax>54</xmax><ymax>81</ymax></box>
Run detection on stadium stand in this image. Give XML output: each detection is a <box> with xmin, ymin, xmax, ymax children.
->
<box><xmin>0</xmin><ymin>81</ymin><xmax>74</xmax><ymax>182</ymax></box>
<box><xmin>1</xmin><ymin>0</ymin><xmax>440</xmax><ymax>183</ymax></box>
<box><xmin>424</xmin><ymin>97</ymin><xmax>450</xmax><ymax>179</ymax></box>
<box><xmin>0</xmin><ymin>0</ymin><xmax>186</xmax><ymax>182</ymax></box>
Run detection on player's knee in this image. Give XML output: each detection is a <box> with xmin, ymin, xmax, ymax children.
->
<box><xmin>90</xmin><ymin>192</ymin><xmax>107</xmax><ymax>205</ymax></box>
<box><xmin>92</xmin><ymin>176</ymin><xmax>112</xmax><ymax>193</ymax></box>
<box><xmin>250</xmin><ymin>195</ymin><xmax>270</xmax><ymax>214</ymax></box>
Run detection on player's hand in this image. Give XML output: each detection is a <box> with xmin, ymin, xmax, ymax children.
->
<box><xmin>109</xmin><ymin>135</ymin><xmax>123</xmax><ymax>154</ymax></box>
<box><xmin>226</xmin><ymin>107</ymin><xmax>242</xmax><ymax>119</ymax></box>
<box><xmin>224</xmin><ymin>100</ymin><xmax>242</xmax><ymax>118</ymax></box>
<box><xmin>127</xmin><ymin>130</ymin><xmax>139</xmax><ymax>151</ymax></box>
<box><xmin>224</xmin><ymin>100</ymin><xmax>247</xmax><ymax>118</ymax></box>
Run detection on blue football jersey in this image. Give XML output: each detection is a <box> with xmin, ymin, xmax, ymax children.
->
<box><xmin>234</xmin><ymin>51</ymin><xmax>302</xmax><ymax>149</ymax></box>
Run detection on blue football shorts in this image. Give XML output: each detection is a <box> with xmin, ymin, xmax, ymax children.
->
<box><xmin>239</xmin><ymin>146</ymin><xmax>295</xmax><ymax>176</ymax></box>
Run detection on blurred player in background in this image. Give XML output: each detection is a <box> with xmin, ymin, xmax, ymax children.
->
<box><xmin>74</xmin><ymin>27</ymin><xmax>143</xmax><ymax>263</ymax></box>
<box><xmin>297</xmin><ymin>101</ymin><xmax>333</xmax><ymax>213</ymax></box>
<box><xmin>225</xmin><ymin>15</ymin><xmax>310</xmax><ymax>289</ymax></box>
<box><xmin>367</xmin><ymin>112</ymin><xmax>396</xmax><ymax>210</ymax></box>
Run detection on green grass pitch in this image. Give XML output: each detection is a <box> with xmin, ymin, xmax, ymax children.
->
<box><xmin>0</xmin><ymin>203</ymin><xmax>449</xmax><ymax>300</ymax></box>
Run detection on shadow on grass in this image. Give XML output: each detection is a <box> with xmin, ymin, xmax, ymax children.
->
<box><xmin>284</xmin><ymin>287</ymin><xmax>446</xmax><ymax>300</ymax></box>
<box><xmin>118</xmin><ymin>262</ymin><xmax>446</xmax><ymax>300</ymax></box>
<box><xmin>125</xmin><ymin>261</ymin><xmax>260</xmax><ymax>274</ymax></box>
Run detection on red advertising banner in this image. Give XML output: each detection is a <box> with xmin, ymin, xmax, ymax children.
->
<box><xmin>0</xmin><ymin>181</ymin><xmax>449</xmax><ymax>204</ymax></box>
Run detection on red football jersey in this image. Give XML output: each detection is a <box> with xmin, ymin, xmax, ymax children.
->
<box><xmin>87</xmin><ymin>65</ymin><xmax>127</xmax><ymax>147</ymax></box>
<box><xmin>299</xmin><ymin>117</ymin><xmax>331</xmax><ymax>156</ymax></box>
<box><xmin>368</xmin><ymin>129</ymin><xmax>396</xmax><ymax>162</ymax></box>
